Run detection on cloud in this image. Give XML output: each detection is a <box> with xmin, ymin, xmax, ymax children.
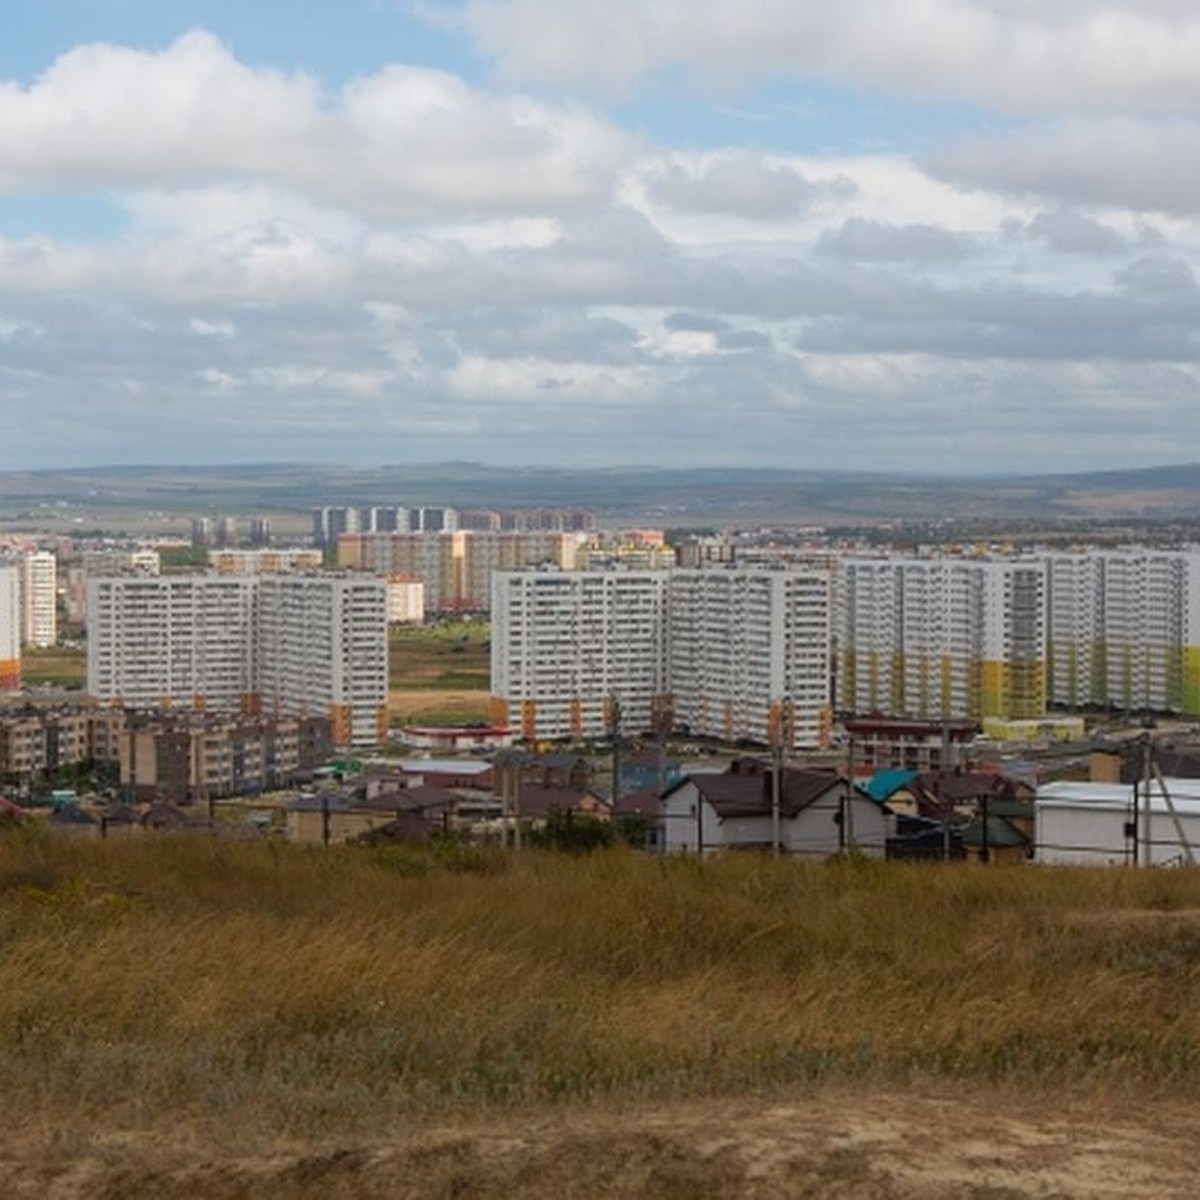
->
<box><xmin>814</xmin><ymin>218</ymin><xmax>967</xmax><ymax>263</ymax></box>
<box><xmin>925</xmin><ymin>119</ymin><xmax>1200</xmax><ymax>214</ymax></box>
<box><xmin>0</xmin><ymin>30</ymin><xmax>632</xmax><ymax>219</ymax></box>
<box><xmin>458</xmin><ymin>1</ymin><xmax>1200</xmax><ymax>114</ymax></box>
<box><xmin>645</xmin><ymin>155</ymin><xmax>845</xmax><ymax>219</ymax></box>
<box><xmin>1021</xmin><ymin>210</ymin><xmax>1127</xmax><ymax>255</ymax></box>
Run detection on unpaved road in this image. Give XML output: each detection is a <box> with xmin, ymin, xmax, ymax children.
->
<box><xmin>4</xmin><ymin>1090</ymin><xmax>1199</xmax><ymax>1199</ymax></box>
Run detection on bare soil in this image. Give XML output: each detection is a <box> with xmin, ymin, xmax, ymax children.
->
<box><xmin>6</xmin><ymin>1090</ymin><xmax>1200</xmax><ymax>1199</ymax></box>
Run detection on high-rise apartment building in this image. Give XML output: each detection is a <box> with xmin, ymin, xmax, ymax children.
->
<box><xmin>256</xmin><ymin>576</ymin><xmax>389</xmax><ymax>748</ymax></box>
<box><xmin>490</xmin><ymin>567</ymin><xmax>833</xmax><ymax>749</ymax></box>
<box><xmin>21</xmin><ymin>550</ymin><xmax>57</xmax><ymax>648</ymax></box>
<box><xmin>339</xmin><ymin>530</ymin><xmax>583</xmax><ymax>612</ymax></box>
<box><xmin>311</xmin><ymin>506</ymin><xmax>361</xmax><ymax>549</ymax></box>
<box><xmin>491</xmin><ymin>570</ymin><xmax>669</xmax><ymax>742</ymax></box>
<box><xmin>669</xmin><ymin>569</ymin><xmax>832</xmax><ymax>748</ymax></box>
<box><xmin>86</xmin><ymin>574</ymin><xmax>388</xmax><ymax>747</ymax></box>
<box><xmin>1047</xmin><ymin>550</ymin><xmax>1200</xmax><ymax>714</ymax></box>
<box><xmin>0</xmin><ymin>564</ymin><xmax>19</xmax><ymax>691</ymax></box>
<box><xmin>838</xmin><ymin>557</ymin><xmax>1046</xmax><ymax>721</ymax></box>
<box><xmin>208</xmin><ymin>548</ymin><xmax>324</xmax><ymax>575</ymax></box>
<box><xmin>87</xmin><ymin>576</ymin><xmax>259</xmax><ymax>712</ymax></box>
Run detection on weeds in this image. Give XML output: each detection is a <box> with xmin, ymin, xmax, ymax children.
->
<box><xmin>5</xmin><ymin>831</ymin><xmax>1200</xmax><ymax>1137</ymax></box>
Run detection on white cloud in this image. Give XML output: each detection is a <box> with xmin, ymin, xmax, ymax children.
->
<box><xmin>644</xmin><ymin>154</ymin><xmax>844</xmax><ymax>219</ymax></box>
<box><xmin>458</xmin><ymin>1</ymin><xmax>1200</xmax><ymax>114</ymax></box>
<box><xmin>925</xmin><ymin>118</ymin><xmax>1200</xmax><ymax>215</ymax></box>
<box><xmin>814</xmin><ymin>218</ymin><xmax>967</xmax><ymax>263</ymax></box>
<box><xmin>0</xmin><ymin>30</ymin><xmax>632</xmax><ymax>219</ymax></box>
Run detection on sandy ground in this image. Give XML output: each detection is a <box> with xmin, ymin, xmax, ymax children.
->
<box><xmin>5</xmin><ymin>1090</ymin><xmax>1200</xmax><ymax>1199</ymax></box>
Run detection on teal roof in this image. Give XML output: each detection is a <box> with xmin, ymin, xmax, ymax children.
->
<box><xmin>865</xmin><ymin>769</ymin><xmax>919</xmax><ymax>803</ymax></box>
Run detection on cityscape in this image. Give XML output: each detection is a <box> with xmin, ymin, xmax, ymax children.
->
<box><xmin>8</xmin><ymin>0</ymin><xmax>1200</xmax><ymax>1194</ymax></box>
<box><xmin>2</xmin><ymin>493</ymin><xmax>1199</xmax><ymax>857</ymax></box>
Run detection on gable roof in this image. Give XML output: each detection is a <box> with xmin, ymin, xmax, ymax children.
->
<box><xmin>689</xmin><ymin>766</ymin><xmax>845</xmax><ymax>821</ymax></box>
<box><xmin>865</xmin><ymin>768</ymin><xmax>919</xmax><ymax>802</ymax></box>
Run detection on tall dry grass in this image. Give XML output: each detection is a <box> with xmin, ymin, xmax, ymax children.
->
<box><xmin>5</xmin><ymin>830</ymin><xmax>1200</xmax><ymax>1139</ymax></box>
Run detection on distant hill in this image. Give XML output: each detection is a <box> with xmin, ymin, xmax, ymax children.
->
<box><xmin>0</xmin><ymin>461</ymin><xmax>1197</xmax><ymax>526</ymax></box>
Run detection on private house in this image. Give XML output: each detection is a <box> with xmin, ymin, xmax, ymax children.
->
<box><xmin>358</xmin><ymin>785</ymin><xmax>461</xmax><ymax>843</ymax></box>
<box><xmin>285</xmin><ymin>791</ymin><xmax>403</xmax><ymax>845</ymax></box>
<box><xmin>660</xmin><ymin>759</ymin><xmax>890</xmax><ymax>857</ymax></box>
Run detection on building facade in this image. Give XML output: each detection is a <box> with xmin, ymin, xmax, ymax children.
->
<box><xmin>21</xmin><ymin>551</ymin><xmax>57</xmax><ymax>648</ymax></box>
<box><xmin>87</xmin><ymin>574</ymin><xmax>387</xmax><ymax>747</ymax></box>
<box><xmin>1046</xmin><ymin>550</ymin><xmax>1200</xmax><ymax>715</ymax></box>
<box><xmin>838</xmin><ymin>557</ymin><xmax>1047</xmax><ymax>722</ymax></box>
<box><xmin>668</xmin><ymin>568</ymin><xmax>832</xmax><ymax>749</ymax></box>
<box><xmin>0</xmin><ymin>565</ymin><xmax>19</xmax><ymax>691</ymax></box>
<box><xmin>490</xmin><ymin>567</ymin><xmax>833</xmax><ymax>750</ymax></box>
<box><xmin>339</xmin><ymin>530</ymin><xmax>583</xmax><ymax>612</ymax></box>
<box><xmin>491</xmin><ymin>570</ymin><xmax>670</xmax><ymax>742</ymax></box>
<box><xmin>256</xmin><ymin>575</ymin><xmax>389</xmax><ymax>747</ymax></box>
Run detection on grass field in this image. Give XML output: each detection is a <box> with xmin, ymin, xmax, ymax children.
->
<box><xmin>388</xmin><ymin>619</ymin><xmax>491</xmax><ymax>725</ymax></box>
<box><xmin>19</xmin><ymin>645</ymin><xmax>87</xmax><ymax>687</ymax></box>
<box><xmin>388</xmin><ymin>619</ymin><xmax>490</xmax><ymax>692</ymax></box>
<box><xmin>7</xmin><ymin>833</ymin><xmax>1200</xmax><ymax>1151</ymax></box>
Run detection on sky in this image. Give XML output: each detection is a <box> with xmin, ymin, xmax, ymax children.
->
<box><xmin>2</xmin><ymin>2</ymin><xmax>1200</xmax><ymax>475</ymax></box>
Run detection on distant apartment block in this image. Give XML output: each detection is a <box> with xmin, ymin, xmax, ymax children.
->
<box><xmin>339</xmin><ymin>530</ymin><xmax>583</xmax><ymax>612</ymax></box>
<box><xmin>207</xmin><ymin>548</ymin><xmax>324</xmax><ymax>574</ymax></box>
<box><xmin>119</xmin><ymin>711</ymin><xmax>331</xmax><ymax>804</ymax></box>
<box><xmin>386</xmin><ymin>575</ymin><xmax>425</xmax><ymax>624</ymax></box>
<box><xmin>491</xmin><ymin>570</ymin><xmax>670</xmax><ymax>742</ymax></box>
<box><xmin>0</xmin><ymin>705</ymin><xmax>127</xmax><ymax>780</ymax></box>
<box><xmin>88</xmin><ymin>575</ymin><xmax>259</xmax><ymax>712</ymax></box>
<box><xmin>63</xmin><ymin>548</ymin><xmax>160</xmax><ymax>628</ymax></box>
<box><xmin>838</xmin><ymin>557</ymin><xmax>1046</xmax><ymax>722</ymax></box>
<box><xmin>0</xmin><ymin>565</ymin><xmax>20</xmax><ymax>691</ymax></box>
<box><xmin>21</xmin><ymin>551</ymin><xmax>57</xmax><ymax>648</ymax></box>
<box><xmin>256</xmin><ymin>575</ymin><xmax>389</xmax><ymax>748</ymax></box>
<box><xmin>316</xmin><ymin>505</ymin><xmax>593</xmax><ymax>547</ymax></box>
<box><xmin>669</xmin><ymin>568</ymin><xmax>832</xmax><ymax>749</ymax></box>
<box><xmin>87</xmin><ymin>574</ymin><xmax>388</xmax><ymax>747</ymax></box>
<box><xmin>1047</xmin><ymin>549</ymin><xmax>1200</xmax><ymax>715</ymax></box>
<box><xmin>490</xmin><ymin>567</ymin><xmax>833</xmax><ymax>750</ymax></box>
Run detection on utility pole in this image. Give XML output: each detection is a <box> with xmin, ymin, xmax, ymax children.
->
<box><xmin>843</xmin><ymin>731</ymin><xmax>856</xmax><ymax>853</ymax></box>
<box><xmin>609</xmin><ymin>694</ymin><xmax>622</xmax><ymax>819</ymax></box>
<box><xmin>770</xmin><ymin>697</ymin><xmax>791</xmax><ymax>856</ymax></box>
<box><xmin>1141</xmin><ymin>724</ymin><xmax>1153</xmax><ymax>867</ymax></box>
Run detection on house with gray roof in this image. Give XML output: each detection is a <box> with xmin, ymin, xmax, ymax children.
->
<box><xmin>660</xmin><ymin>759</ymin><xmax>891</xmax><ymax>857</ymax></box>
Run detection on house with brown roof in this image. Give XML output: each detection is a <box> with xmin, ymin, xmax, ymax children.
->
<box><xmin>660</xmin><ymin>759</ymin><xmax>890</xmax><ymax>857</ymax></box>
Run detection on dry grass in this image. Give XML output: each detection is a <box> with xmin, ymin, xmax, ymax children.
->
<box><xmin>388</xmin><ymin>621</ymin><xmax>490</xmax><ymax>692</ymax></box>
<box><xmin>6</xmin><ymin>833</ymin><xmax>1200</xmax><ymax>1144</ymax></box>
<box><xmin>19</xmin><ymin>645</ymin><xmax>87</xmax><ymax>687</ymax></box>
<box><xmin>387</xmin><ymin>689</ymin><xmax>493</xmax><ymax>726</ymax></box>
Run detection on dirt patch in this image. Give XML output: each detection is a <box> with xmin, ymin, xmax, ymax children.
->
<box><xmin>6</xmin><ymin>1091</ymin><xmax>1200</xmax><ymax>1199</ymax></box>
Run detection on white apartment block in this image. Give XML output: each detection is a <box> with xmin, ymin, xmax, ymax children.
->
<box><xmin>87</xmin><ymin>576</ymin><xmax>258</xmax><ymax>712</ymax></box>
<box><xmin>21</xmin><ymin>550</ymin><xmax>57</xmax><ymax>648</ymax></box>
<box><xmin>668</xmin><ymin>569</ymin><xmax>832</xmax><ymax>749</ymax></box>
<box><xmin>386</xmin><ymin>576</ymin><xmax>425</xmax><ymax>624</ymax></box>
<box><xmin>1047</xmin><ymin>550</ymin><xmax>1200</xmax><ymax>715</ymax></box>
<box><xmin>87</xmin><ymin>574</ymin><xmax>388</xmax><ymax>748</ymax></box>
<box><xmin>838</xmin><ymin>557</ymin><xmax>1046</xmax><ymax>721</ymax></box>
<box><xmin>490</xmin><ymin>567</ymin><xmax>833</xmax><ymax>749</ymax></box>
<box><xmin>0</xmin><ymin>564</ymin><xmax>19</xmax><ymax>691</ymax></box>
<box><xmin>256</xmin><ymin>575</ymin><xmax>389</xmax><ymax>748</ymax></box>
<box><xmin>491</xmin><ymin>570</ymin><xmax>669</xmax><ymax>742</ymax></box>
